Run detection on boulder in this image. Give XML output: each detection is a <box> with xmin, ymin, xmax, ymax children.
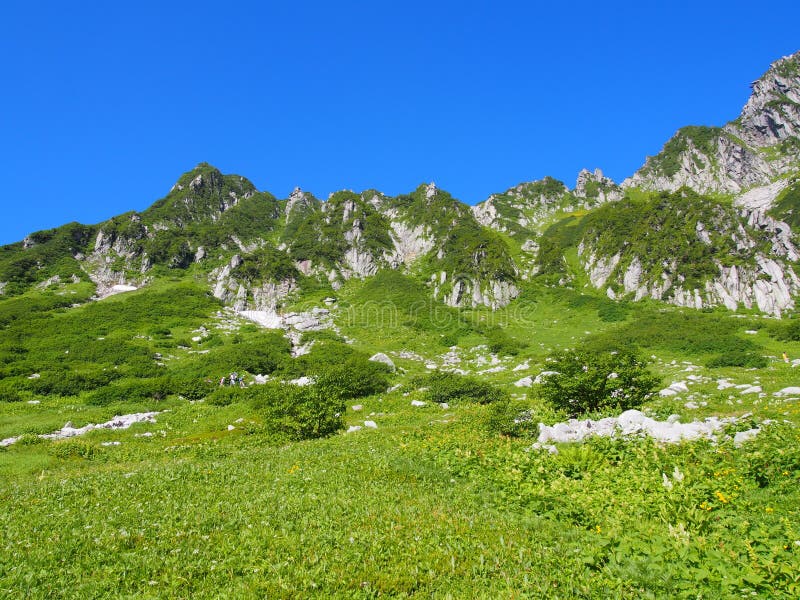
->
<box><xmin>369</xmin><ymin>353</ymin><xmax>396</xmax><ymax>372</ymax></box>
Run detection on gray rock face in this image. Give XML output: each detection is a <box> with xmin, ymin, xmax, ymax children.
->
<box><xmin>369</xmin><ymin>352</ymin><xmax>396</xmax><ymax>372</ymax></box>
<box><xmin>388</xmin><ymin>220</ymin><xmax>434</xmax><ymax>265</ymax></box>
<box><xmin>210</xmin><ymin>255</ymin><xmax>297</xmax><ymax>311</ymax></box>
<box><xmin>623</xmin><ymin>133</ymin><xmax>774</xmax><ymax>194</ymax></box>
<box><xmin>435</xmin><ymin>275</ymin><xmax>518</xmax><ymax>309</ymax></box>
<box><xmin>625</xmin><ymin>52</ymin><xmax>800</xmax><ymax>195</ymax></box>
<box><xmin>729</xmin><ymin>51</ymin><xmax>800</xmax><ymax>148</ymax></box>
<box><xmin>285</xmin><ymin>187</ymin><xmax>315</xmax><ymax>222</ymax></box>
<box><xmin>573</xmin><ymin>168</ymin><xmax>623</xmax><ymax>202</ymax></box>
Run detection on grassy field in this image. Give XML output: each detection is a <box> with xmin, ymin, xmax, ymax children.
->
<box><xmin>1</xmin><ymin>277</ymin><xmax>800</xmax><ymax>598</ymax></box>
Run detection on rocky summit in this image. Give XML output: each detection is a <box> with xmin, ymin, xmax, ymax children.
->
<box><xmin>2</xmin><ymin>51</ymin><xmax>800</xmax><ymax>316</ymax></box>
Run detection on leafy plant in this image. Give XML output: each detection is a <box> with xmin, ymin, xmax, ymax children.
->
<box><xmin>251</xmin><ymin>381</ymin><xmax>345</xmax><ymax>440</ymax></box>
<box><xmin>538</xmin><ymin>349</ymin><xmax>659</xmax><ymax>416</ymax></box>
<box><xmin>415</xmin><ymin>371</ymin><xmax>508</xmax><ymax>405</ymax></box>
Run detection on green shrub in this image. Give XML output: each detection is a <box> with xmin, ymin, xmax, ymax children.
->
<box><xmin>16</xmin><ymin>433</ymin><xmax>44</xmax><ymax>446</ymax></box>
<box><xmin>485</xmin><ymin>397</ymin><xmax>538</xmax><ymax>437</ymax></box>
<box><xmin>415</xmin><ymin>371</ymin><xmax>507</xmax><ymax>405</ymax></box>
<box><xmin>705</xmin><ymin>351</ymin><xmax>768</xmax><ymax>369</ymax></box>
<box><xmin>538</xmin><ymin>349</ymin><xmax>659</xmax><ymax>416</ymax></box>
<box><xmin>585</xmin><ymin>310</ymin><xmax>761</xmax><ymax>357</ymax></box>
<box><xmin>768</xmin><ymin>319</ymin><xmax>800</xmax><ymax>342</ymax></box>
<box><xmin>315</xmin><ymin>358</ymin><xmax>390</xmax><ymax>400</ymax></box>
<box><xmin>485</xmin><ymin>326</ymin><xmax>525</xmax><ymax>356</ymax></box>
<box><xmin>251</xmin><ymin>382</ymin><xmax>345</xmax><ymax>440</ymax></box>
<box><xmin>170</xmin><ymin>375</ymin><xmax>216</xmax><ymax>400</ymax></box>
<box><xmin>597</xmin><ymin>302</ymin><xmax>628</xmax><ymax>322</ymax></box>
<box><xmin>0</xmin><ymin>379</ymin><xmax>22</xmax><ymax>402</ymax></box>
<box><xmin>277</xmin><ymin>341</ymin><xmax>359</xmax><ymax>379</ymax></box>
<box><xmin>206</xmin><ymin>386</ymin><xmax>252</xmax><ymax>406</ymax></box>
<box><xmin>26</xmin><ymin>369</ymin><xmax>121</xmax><ymax>396</ymax></box>
<box><xmin>49</xmin><ymin>440</ymin><xmax>97</xmax><ymax>460</ymax></box>
<box><xmin>86</xmin><ymin>377</ymin><xmax>172</xmax><ymax>406</ymax></box>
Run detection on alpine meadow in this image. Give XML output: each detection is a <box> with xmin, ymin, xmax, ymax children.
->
<box><xmin>4</xmin><ymin>51</ymin><xmax>800</xmax><ymax>598</ymax></box>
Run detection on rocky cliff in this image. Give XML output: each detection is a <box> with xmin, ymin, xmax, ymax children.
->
<box><xmin>3</xmin><ymin>51</ymin><xmax>800</xmax><ymax>317</ymax></box>
<box><xmin>625</xmin><ymin>51</ymin><xmax>800</xmax><ymax>195</ymax></box>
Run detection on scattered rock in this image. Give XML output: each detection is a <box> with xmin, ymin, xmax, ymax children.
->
<box><xmin>734</xmin><ymin>428</ymin><xmax>761</xmax><ymax>446</ymax></box>
<box><xmin>717</xmin><ymin>379</ymin><xmax>735</xmax><ymax>390</ymax></box>
<box><xmin>533</xmin><ymin>409</ymin><xmax>743</xmax><ymax>447</ymax></box>
<box><xmin>369</xmin><ymin>353</ymin><xmax>396</xmax><ymax>372</ymax></box>
<box><xmin>411</xmin><ymin>400</ymin><xmax>426</xmax><ymax>407</ymax></box>
<box><xmin>363</xmin><ymin>421</ymin><xmax>378</xmax><ymax>429</ymax></box>
<box><xmin>659</xmin><ymin>381</ymin><xmax>689</xmax><ymax>397</ymax></box>
<box><xmin>740</xmin><ymin>385</ymin><xmax>762</xmax><ymax>395</ymax></box>
<box><xmin>514</xmin><ymin>376</ymin><xmax>533</xmax><ymax>388</ymax></box>
<box><xmin>533</xmin><ymin>371</ymin><xmax>560</xmax><ymax>384</ymax></box>
<box><xmin>1</xmin><ymin>412</ymin><xmax>161</xmax><ymax>448</ymax></box>
<box><xmin>774</xmin><ymin>386</ymin><xmax>800</xmax><ymax>396</ymax></box>
<box><xmin>351</xmin><ymin>405</ymin><xmax>363</xmax><ymax>412</ymax></box>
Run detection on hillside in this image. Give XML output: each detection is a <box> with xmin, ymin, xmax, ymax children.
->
<box><xmin>2</xmin><ymin>50</ymin><xmax>800</xmax><ymax>598</ymax></box>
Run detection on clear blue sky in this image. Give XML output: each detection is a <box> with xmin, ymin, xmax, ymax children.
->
<box><xmin>1</xmin><ymin>0</ymin><xmax>799</xmax><ymax>245</ymax></box>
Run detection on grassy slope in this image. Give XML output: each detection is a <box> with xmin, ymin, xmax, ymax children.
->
<box><xmin>1</xmin><ymin>278</ymin><xmax>800</xmax><ymax>597</ymax></box>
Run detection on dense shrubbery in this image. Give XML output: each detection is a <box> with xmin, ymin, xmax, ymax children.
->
<box><xmin>86</xmin><ymin>377</ymin><xmax>172</xmax><ymax>406</ymax></box>
<box><xmin>705</xmin><ymin>350</ymin><xmax>768</xmax><ymax>369</ymax></box>
<box><xmin>485</xmin><ymin>397</ymin><xmax>538</xmax><ymax>437</ymax></box>
<box><xmin>250</xmin><ymin>382</ymin><xmax>345</xmax><ymax>440</ymax></box>
<box><xmin>538</xmin><ymin>349</ymin><xmax>659</xmax><ymax>416</ymax></box>
<box><xmin>768</xmin><ymin>318</ymin><xmax>800</xmax><ymax>342</ymax></box>
<box><xmin>315</xmin><ymin>358</ymin><xmax>390</xmax><ymax>400</ymax></box>
<box><xmin>585</xmin><ymin>310</ymin><xmax>761</xmax><ymax>358</ymax></box>
<box><xmin>484</xmin><ymin>326</ymin><xmax>525</xmax><ymax>356</ymax></box>
<box><xmin>414</xmin><ymin>371</ymin><xmax>507</xmax><ymax>405</ymax></box>
<box><xmin>206</xmin><ymin>386</ymin><xmax>253</xmax><ymax>407</ymax></box>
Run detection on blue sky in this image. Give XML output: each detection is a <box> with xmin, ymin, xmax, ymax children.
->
<box><xmin>1</xmin><ymin>0</ymin><xmax>799</xmax><ymax>244</ymax></box>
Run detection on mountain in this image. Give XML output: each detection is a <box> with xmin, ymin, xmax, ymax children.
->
<box><xmin>624</xmin><ymin>52</ymin><xmax>800</xmax><ymax>194</ymax></box>
<box><xmin>2</xmin><ymin>51</ymin><xmax>800</xmax><ymax>316</ymax></box>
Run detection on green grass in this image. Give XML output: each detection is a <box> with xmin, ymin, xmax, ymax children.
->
<box><xmin>2</xmin><ymin>273</ymin><xmax>800</xmax><ymax>598</ymax></box>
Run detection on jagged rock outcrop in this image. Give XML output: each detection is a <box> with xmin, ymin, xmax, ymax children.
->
<box><xmin>623</xmin><ymin>128</ymin><xmax>774</xmax><ymax>194</ymax></box>
<box><xmin>625</xmin><ymin>52</ymin><xmax>800</xmax><ymax>195</ymax></box>
<box><xmin>285</xmin><ymin>187</ymin><xmax>317</xmax><ymax>222</ymax></box>
<box><xmin>209</xmin><ymin>254</ymin><xmax>298</xmax><ymax>311</ymax></box>
<box><xmin>728</xmin><ymin>51</ymin><xmax>800</xmax><ymax>148</ymax></box>
<box><xmin>431</xmin><ymin>272</ymin><xmax>518</xmax><ymax>309</ymax></box>
<box><xmin>573</xmin><ymin>168</ymin><xmax>623</xmax><ymax>202</ymax></box>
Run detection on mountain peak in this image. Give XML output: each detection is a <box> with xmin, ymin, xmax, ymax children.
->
<box><xmin>730</xmin><ymin>50</ymin><xmax>800</xmax><ymax>148</ymax></box>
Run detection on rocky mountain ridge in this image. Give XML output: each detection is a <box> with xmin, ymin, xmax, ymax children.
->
<box><xmin>2</xmin><ymin>51</ymin><xmax>800</xmax><ymax>316</ymax></box>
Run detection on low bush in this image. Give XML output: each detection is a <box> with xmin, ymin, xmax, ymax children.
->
<box><xmin>538</xmin><ymin>349</ymin><xmax>659</xmax><ymax>416</ymax></box>
<box><xmin>485</xmin><ymin>326</ymin><xmax>525</xmax><ymax>356</ymax></box>
<box><xmin>485</xmin><ymin>397</ymin><xmax>538</xmax><ymax>437</ymax></box>
<box><xmin>251</xmin><ymin>381</ymin><xmax>345</xmax><ymax>440</ymax></box>
<box><xmin>415</xmin><ymin>371</ymin><xmax>507</xmax><ymax>405</ymax></box>
<box><xmin>768</xmin><ymin>318</ymin><xmax>800</xmax><ymax>342</ymax></box>
<box><xmin>170</xmin><ymin>374</ymin><xmax>217</xmax><ymax>400</ymax></box>
<box><xmin>206</xmin><ymin>385</ymin><xmax>252</xmax><ymax>406</ymax></box>
<box><xmin>85</xmin><ymin>377</ymin><xmax>172</xmax><ymax>406</ymax></box>
<box><xmin>49</xmin><ymin>440</ymin><xmax>96</xmax><ymax>460</ymax></box>
<box><xmin>315</xmin><ymin>358</ymin><xmax>390</xmax><ymax>400</ymax></box>
<box><xmin>706</xmin><ymin>351</ymin><xmax>768</xmax><ymax>369</ymax></box>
